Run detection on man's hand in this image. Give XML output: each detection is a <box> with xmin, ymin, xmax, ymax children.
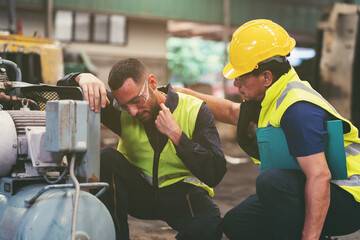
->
<box><xmin>155</xmin><ymin>103</ymin><xmax>182</xmax><ymax>145</ymax></box>
<box><xmin>75</xmin><ymin>73</ymin><xmax>108</xmax><ymax>112</ymax></box>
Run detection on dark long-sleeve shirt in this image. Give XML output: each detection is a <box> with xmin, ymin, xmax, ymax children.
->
<box><xmin>58</xmin><ymin>74</ymin><xmax>226</xmax><ymax>187</ymax></box>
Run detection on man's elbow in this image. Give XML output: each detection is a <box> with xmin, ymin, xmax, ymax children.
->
<box><xmin>307</xmin><ymin>168</ymin><xmax>331</xmax><ymax>183</ymax></box>
<box><xmin>320</xmin><ymin>169</ymin><xmax>332</xmax><ymax>182</ymax></box>
<box><xmin>207</xmin><ymin>163</ymin><xmax>227</xmax><ymax>187</ymax></box>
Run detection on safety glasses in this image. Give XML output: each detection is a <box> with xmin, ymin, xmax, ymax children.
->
<box><xmin>113</xmin><ymin>78</ymin><xmax>149</xmax><ymax>112</ymax></box>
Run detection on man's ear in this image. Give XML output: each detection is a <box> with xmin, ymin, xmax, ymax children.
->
<box><xmin>263</xmin><ymin>71</ymin><xmax>273</xmax><ymax>87</ymax></box>
<box><xmin>147</xmin><ymin>74</ymin><xmax>158</xmax><ymax>90</ymax></box>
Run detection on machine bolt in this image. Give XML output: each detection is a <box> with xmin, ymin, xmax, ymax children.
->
<box><xmin>75</xmin><ymin>231</ymin><xmax>90</xmax><ymax>240</ymax></box>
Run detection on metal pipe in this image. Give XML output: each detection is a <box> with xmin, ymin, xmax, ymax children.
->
<box><xmin>45</xmin><ymin>0</ymin><xmax>54</xmax><ymax>38</ymax></box>
<box><xmin>24</xmin><ymin>182</ymin><xmax>109</xmax><ymax>207</ymax></box>
<box><xmin>0</xmin><ymin>59</ymin><xmax>22</xmax><ymax>81</ymax></box>
<box><xmin>70</xmin><ymin>154</ymin><xmax>80</xmax><ymax>240</ymax></box>
<box><xmin>43</xmin><ymin>168</ymin><xmax>68</xmax><ymax>184</ymax></box>
<box><xmin>7</xmin><ymin>0</ymin><xmax>16</xmax><ymax>34</ymax></box>
<box><xmin>95</xmin><ymin>183</ymin><xmax>109</xmax><ymax>198</ymax></box>
<box><xmin>223</xmin><ymin>0</ymin><xmax>231</xmax><ymax>95</ymax></box>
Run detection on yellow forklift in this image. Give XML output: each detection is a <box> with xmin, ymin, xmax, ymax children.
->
<box><xmin>0</xmin><ymin>34</ymin><xmax>63</xmax><ymax>85</ymax></box>
<box><xmin>0</xmin><ymin>0</ymin><xmax>63</xmax><ymax>85</ymax></box>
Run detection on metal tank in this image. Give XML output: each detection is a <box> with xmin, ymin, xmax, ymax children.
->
<box><xmin>0</xmin><ymin>111</ymin><xmax>17</xmax><ymax>176</ymax></box>
<box><xmin>0</xmin><ymin>185</ymin><xmax>115</xmax><ymax>240</ymax></box>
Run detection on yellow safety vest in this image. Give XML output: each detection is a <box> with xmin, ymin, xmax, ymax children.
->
<box><xmin>117</xmin><ymin>92</ymin><xmax>214</xmax><ymax>197</ymax></box>
<box><xmin>258</xmin><ymin>68</ymin><xmax>360</xmax><ymax>202</ymax></box>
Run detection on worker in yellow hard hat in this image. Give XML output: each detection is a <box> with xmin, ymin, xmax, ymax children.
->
<box><xmin>177</xmin><ymin>19</ymin><xmax>360</xmax><ymax>239</ymax></box>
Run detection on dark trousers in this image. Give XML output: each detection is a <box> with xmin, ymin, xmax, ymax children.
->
<box><xmin>99</xmin><ymin>148</ymin><xmax>222</xmax><ymax>240</ymax></box>
<box><xmin>223</xmin><ymin>169</ymin><xmax>360</xmax><ymax>240</ymax></box>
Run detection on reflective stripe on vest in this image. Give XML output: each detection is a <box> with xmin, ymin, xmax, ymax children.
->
<box><xmin>345</xmin><ymin>143</ymin><xmax>360</xmax><ymax>157</ymax></box>
<box><xmin>140</xmin><ymin>172</ymin><xmax>204</xmax><ymax>187</ymax></box>
<box><xmin>332</xmin><ymin>175</ymin><xmax>360</xmax><ymax>186</ymax></box>
<box><xmin>158</xmin><ymin>172</ymin><xmax>190</xmax><ymax>184</ymax></box>
<box><xmin>276</xmin><ymin>81</ymin><xmax>337</xmax><ymax>114</ymax></box>
<box><xmin>141</xmin><ymin>172</ymin><xmax>209</xmax><ymax>193</ymax></box>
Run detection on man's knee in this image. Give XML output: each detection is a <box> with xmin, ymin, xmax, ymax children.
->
<box><xmin>223</xmin><ymin>208</ymin><xmax>261</xmax><ymax>240</ymax></box>
<box><xmin>101</xmin><ymin>147</ymin><xmax>125</xmax><ymax>164</ymax></box>
<box><xmin>222</xmin><ymin>208</ymin><xmax>239</xmax><ymax>239</ymax></box>
<box><xmin>177</xmin><ymin>216</ymin><xmax>222</xmax><ymax>240</ymax></box>
<box><xmin>223</xmin><ymin>204</ymin><xmax>275</xmax><ymax>240</ymax></box>
<box><xmin>100</xmin><ymin>148</ymin><xmax>131</xmax><ymax>172</ymax></box>
<box><xmin>100</xmin><ymin>148</ymin><xmax>135</xmax><ymax>188</ymax></box>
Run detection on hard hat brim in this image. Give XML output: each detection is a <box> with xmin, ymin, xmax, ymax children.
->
<box><xmin>223</xmin><ymin>63</ymin><xmax>242</xmax><ymax>80</ymax></box>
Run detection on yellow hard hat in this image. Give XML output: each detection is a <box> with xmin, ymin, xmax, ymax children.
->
<box><xmin>223</xmin><ymin>19</ymin><xmax>296</xmax><ymax>79</ymax></box>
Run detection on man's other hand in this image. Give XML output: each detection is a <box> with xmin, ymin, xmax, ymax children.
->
<box><xmin>155</xmin><ymin>103</ymin><xmax>182</xmax><ymax>145</ymax></box>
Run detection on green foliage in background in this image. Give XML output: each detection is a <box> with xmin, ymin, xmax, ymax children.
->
<box><xmin>167</xmin><ymin>37</ymin><xmax>225</xmax><ymax>85</ymax></box>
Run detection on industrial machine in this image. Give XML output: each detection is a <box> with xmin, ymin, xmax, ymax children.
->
<box><xmin>0</xmin><ymin>59</ymin><xmax>116</xmax><ymax>239</ymax></box>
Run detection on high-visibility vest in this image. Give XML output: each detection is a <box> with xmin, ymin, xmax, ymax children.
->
<box><xmin>117</xmin><ymin>92</ymin><xmax>214</xmax><ymax>197</ymax></box>
<box><xmin>258</xmin><ymin>68</ymin><xmax>360</xmax><ymax>202</ymax></box>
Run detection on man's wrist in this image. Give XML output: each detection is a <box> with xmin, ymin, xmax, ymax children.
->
<box><xmin>301</xmin><ymin>232</ymin><xmax>319</xmax><ymax>240</ymax></box>
<box><xmin>74</xmin><ymin>73</ymin><xmax>83</xmax><ymax>84</ymax></box>
<box><xmin>168</xmin><ymin>128</ymin><xmax>182</xmax><ymax>145</ymax></box>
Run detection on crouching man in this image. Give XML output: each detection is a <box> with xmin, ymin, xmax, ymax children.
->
<box><xmin>58</xmin><ymin>58</ymin><xmax>226</xmax><ymax>240</ymax></box>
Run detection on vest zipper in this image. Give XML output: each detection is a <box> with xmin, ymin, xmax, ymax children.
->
<box><xmin>152</xmin><ymin>134</ymin><xmax>161</xmax><ymax>189</ymax></box>
<box><xmin>152</xmin><ymin>151</ymin><xmax>160</xmax><ymax>189</ymax></box>
<box><xmin>112</xmin><ymin>173</ymin><xmax>121</xmax><ymax>233</ymax></box>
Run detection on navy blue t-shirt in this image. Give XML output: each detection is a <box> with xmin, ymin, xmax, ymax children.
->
<box><xmin>280</xmin><ymin>102</ymin><xmax>330</xmax><ymax>157</ymax></box>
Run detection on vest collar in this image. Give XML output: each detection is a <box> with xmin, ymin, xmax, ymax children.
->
<box><xmin>261</xmin><ymin>68</ymin><xmax>299</xmax><ymax>109</ymax></box>
<box><xmin>158</xmin><ymin>84</ymin><xmax>178</xmax><ymax>113</ymax></box>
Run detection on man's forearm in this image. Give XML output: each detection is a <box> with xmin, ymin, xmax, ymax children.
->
<box><xmin>302</xmin><ymin>178</ymin><xmax>330</xmax><ymax>240</ymax></box>
<box><xmin>177</xmin><ymin>88</ymin><xmax>240</xmax><ymax>125</ymax></box>
<box><xmin>57</xmin><ymin>72</ymin><xmax>81</xmax><ymax>86</ymax></box>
